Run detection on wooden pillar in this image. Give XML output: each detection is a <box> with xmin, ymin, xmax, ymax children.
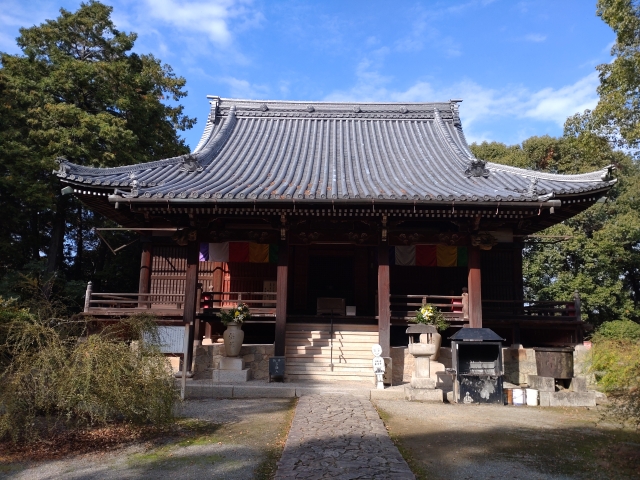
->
<box><xmin>468</xmin><ymin>246</ymin><xmax>483</xmax><ymax>328</ymax></box>
<box><xmin>138</xmin><ymin>239</ymin><xmax>152</xmax><ymax>308</ymax></box>
<box><xmin>377</xmin><ymin>246</ymin><xmax>391</xmax><ymax>357</ymax></box>
<box><xmin>182</xmin><ymin>241</ymin><xmax>199</xmax><ymax>375</ymax></box>
<box><xmin>512</xmin><ymin>241</ymin><xmax>524</xmax><ymax>344</ymax></box>
<box><xmin>274</xmin><ymin>241</ymin><xmax>289</xmax><ymax>357</ymax></box>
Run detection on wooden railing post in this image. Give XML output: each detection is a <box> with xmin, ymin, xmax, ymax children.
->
<box><xmin>84</xmin><ymin>281</ymin><xmax>93</xmax><ymax>313</ymax></box>
<box><xmin>461</xmin><ymin>289</ymin><xmax>469</xmax><ymax>321</ymax></box>
<box><xmin>378</xmin><ymin>246</ymin><xmax>391</xmax><ymax>358</ymax></box>
<box><xmin>274</xmin><ymin>241</ymin><xmax>289</xmax><ymax>357</ymax></box>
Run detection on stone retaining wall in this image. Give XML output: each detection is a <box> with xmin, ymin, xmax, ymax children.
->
<box><xmin>391</xmin><ymin>345</ymin><xmax>593</xmax><ymax>386</ymax></box>
<box><xmin>193</xmin><ymin>343</ymin><xmax>274</xmax><ymax>380</ymax></box>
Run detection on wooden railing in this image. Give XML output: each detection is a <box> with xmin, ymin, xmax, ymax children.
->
<box><xmin>83</xmin><ymin>282</ymin><xmax>277</xmax><ymax>318</ymax></box>
<box><xmin>390</xmin><ymin>294</ymin><xmax>469</xmax><ymax>325</ymax></box>
<box><xmin>199</xmin><ymin>291</ymin><xmax>277</xmax><ymax>317</ymax></box>
<box><xmin>483</xmin><ymin>294</ymin><xmax>581</xmax><ymax>322</ymax></box>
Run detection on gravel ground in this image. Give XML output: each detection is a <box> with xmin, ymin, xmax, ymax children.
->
<box><xmin>374</xmin><ymin>400</ymin><xmax>640</xmax><ymax>480</ymax></box>
<box><xmin>0</xmin><ymin>398</ymin><xmax>295</xmax><ymax>480</ymax></box>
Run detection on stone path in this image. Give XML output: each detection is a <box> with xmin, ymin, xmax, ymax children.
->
<box><xmin>275</xmin><ymin>394</ymin><xmax>415</xmax><ymax>480</ymax></box>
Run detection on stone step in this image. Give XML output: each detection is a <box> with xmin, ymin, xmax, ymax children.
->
<box><xmin>285</xmin><ymin>333</ymin><xmax>379</xmax><ymax>341</ymax></box>
<box><xmin>286</xmin><ymin>345</ymin><xmax>375</xmax><ymax>352</ymax></box>
<box><xmin>284</xmin><ymin>337</ymin><xmax>379</xmax><ymax>345</ymax></box>
<box><xmin>286</xmin><ymin>351</ymin><xmax>373</xmax><ymax>363</ymax></box>
<box><xmin>286</xmin><ymin>323</ymin><xmax>378</xmax><ymax>332</ymax></box>
<box><xmin>286</xmin><ymin>364</ymin><xmax>373</xmax><ymax>377</ymax></box>
<box><xmin>286</xmin><ymin>360</ymin><xmax>373</xmax><ymax>367</ymax></box>
<box><xmin>285</xmin><ymin>373</ymin><xmax>376</xmax><ymax>382</ymax></box>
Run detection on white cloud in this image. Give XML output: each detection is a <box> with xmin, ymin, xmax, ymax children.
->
<box><xmin>524</xmin><ymin>33</ymin><xmax>546</xmax><ymax>42</ymax></box>
<box><xmin>141</xmin><ymin>0</ymin><xmax>261</xmax><ymax>45</ymax></box>
<box><xmin>220</xmin><ymin>76</ymin><xmax>269</xmax><ymax>98</ymax></box>
<box><xmin>325</xmin><ymin>61</ymin><xmax>600</xmax><ymax>144</ymax></box>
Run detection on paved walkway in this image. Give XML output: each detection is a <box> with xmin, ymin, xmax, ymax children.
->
<box><xmin>275</xmin><ymin>394</ymin><xmax>415</xmax><ymax>480</ymax></box>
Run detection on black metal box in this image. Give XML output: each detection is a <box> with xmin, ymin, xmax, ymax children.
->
<box><xmin>451</xmin><ymin>328</ymin><xmax>504</xmax><ymax>404</ymax></box>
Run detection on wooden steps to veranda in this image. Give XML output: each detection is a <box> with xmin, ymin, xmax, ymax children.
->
<box><xmin>284</xmin><ymin>323</ymin><xmax>378</xmax><ymax>382</ymax></box>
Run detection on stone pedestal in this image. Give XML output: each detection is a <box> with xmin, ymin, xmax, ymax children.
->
<box><xmin>213</xmin><ymin>356</ymin><xmax>251</xmax><ymax>383</ymax></box>
<box><xmin>405</xmin><ymin>330</ymin><xmax>443</xmax><ymax>402</ymax></box>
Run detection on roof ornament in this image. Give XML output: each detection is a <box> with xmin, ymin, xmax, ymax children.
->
<box><xmin>464</xmin><ymin>158</ymin><xmax>490</xmax><ymax>178</ymax></box>
<box><xmin>353</xmin><ymin>105</ymin><xmax>361</xmax><ymax>113</ymax></box>
<box><xmin>400</xmin><ymin>106</ymin><xmax>408</xmax><ymax>114</ymax></box>
<box><xmin>306</xmin><ymin>105</ymin><xmax>315</xmax><ymax>113</ymax></box>
<box><xmin>527</xmin><ymin>177</ymin><xmax>539</xmax><ymax>195</ymax></box>
<box><xmin>55</xmin><ymin>158</ymin><xmax>71</xmax><ymax>177</ymax></box>
<box><xmin>260</xmin><ymin>103</ymin><xmax>269</xmax><ymax>112</ymax></box>
<box><xmin>179</xmin><ymin>154</ymin><xmax>204</xmax><ymax>173</ymax></box>
<box><xmin>601</xmin><ymin>165</ymin><xmax>615</xmax><ymax>181</ymax></box>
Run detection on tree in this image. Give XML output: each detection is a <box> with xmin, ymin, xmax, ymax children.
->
<box><xmin>0</xmin><ymin>1</ymin><xmax>194</xmax><ymax>285</ymax></box>
<box><xmin>471</xmin><ymin>112</ymin><xmax>639</xmax><ymax>326</ymax></box>
<box><xmin>594</xmin><ymin>0</ymin><xmax>640</xmax><ymax>152</ymax></box>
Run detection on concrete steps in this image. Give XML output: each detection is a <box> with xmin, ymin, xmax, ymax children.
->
<box><xmin>285</xmin><ymin>323</ymin><xmax>378</xmax><ymax>382</ymax></box>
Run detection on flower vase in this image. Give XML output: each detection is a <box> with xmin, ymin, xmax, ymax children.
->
<box><xmin>223</xmin><ymin>322</ymin><xmax>244</xmax><ymax>357</ymax></box>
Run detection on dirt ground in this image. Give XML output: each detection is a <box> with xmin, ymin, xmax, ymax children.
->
<box><xmin>374</xmin><ymin>400</ymin><xmax>640</xmax><ymax>480</ymax></box>
<box><xmin>0</xmin><ymin>398</ymin><xmax>296</xmax><ymax>480</ymax></box>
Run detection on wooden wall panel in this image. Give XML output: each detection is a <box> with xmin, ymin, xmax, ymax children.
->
<box><xmin>481</xmin><ymin>246</ymin><xmax>515</xmax><ymax>301</ymax></box>
<box><xmin>150</xmin><ymin>246</ymin><xmax>187</xmax><ymax>305</ymax></box>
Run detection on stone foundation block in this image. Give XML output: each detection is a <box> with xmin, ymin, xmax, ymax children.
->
<box><xmin>549</xmin><ymin>391</ymin><xmax>596</xmax><ymax>407</ymax></box>
<box><xmin>528</xmin><ymin>375</ymin><xmax>555</xmax><ymax>392</ymax></box>
<box><xmin>569</xmin><ymin>376</ymin><xmax>587</xmax><ymax>393</ymax></box>
<box><xmin>219</xmin><ymin>357</ymin><xmax>245</xmax><ymax>370</ymax></box>
<box><xmin>539</xmin><ymin>391</ymin><xmax>551</xmax><ymax>407</ymax></box>
<box><xmin>445</xmin><ymin>390</ymin><xmax>455</xmax><ymax>403</ymax></box>
<box><xmin>212</xmin><ymin>369</ymin><xmax>250</xmax><ymax>383</ymax></box>
<box><xmin>410</xmin><ymin>376</ymin><xmax>436</xmax><ymax>389</ymax></box>
<box><xmin>404</xmin><ymin>386</ymin><xmax>443</xmax><ymax>402</ymax></box>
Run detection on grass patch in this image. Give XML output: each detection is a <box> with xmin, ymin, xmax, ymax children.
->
<box><xmin>375</xmin><ymin>406</ymin><xmax>429</xmax><ymax>480</ymax></box>
<box><xmin>254</xmin><ymin>397</ymin><xmax>298</xmax><ymax>480</ymax></box>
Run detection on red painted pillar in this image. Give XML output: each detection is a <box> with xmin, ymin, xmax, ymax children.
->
<box><xmin>468</xmin><ymin>247</ymin><xmax>483</xmax><ymax>328</ymax></box>
<box><xmin>182</xmin><ymin>241</ymin><xmax>199</xmax><ymax>372</ymax></box>
<box><xmin>274</xmin><ymin>241</ymin><xmax>289</xmax><ymax>357</ymax></box>
<box><xmin>138</xmin><ymin>239</ymin><xmax>152</xmax><ymax>308</ymax></box>
<box><xmin>378</xmin><ymin>246</ymin><xmax>391</xmax><ymax>357</ymax></box>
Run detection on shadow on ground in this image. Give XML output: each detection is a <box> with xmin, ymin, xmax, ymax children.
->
<box><xmin>375</xmin><ymin>401</ymin><xmax>640</xmax><ymax>480</ymax></box>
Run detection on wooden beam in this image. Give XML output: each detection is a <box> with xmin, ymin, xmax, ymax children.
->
<box><xmin>182</xmin><ymin>241</ymin><xmax>199</xmax><ymax>373</ymax></box>
<box><xmin>378</xmin><ymin>246</ymin><xmax>391</xmax><ymax>357</ymax></box>
<box><xmin>274</xmin><ymin>241</ymin><xmax>289</xmax><ymax>357</ymax></box>
<box><xmin>137</xmin><ymin>240</ymin><xmax>152</xmax><ymax>308</ymax></box>
<box><xmin>468</xmin><ymin>247</ymin><xmax>482</xmax><ymax>328</ymax></box>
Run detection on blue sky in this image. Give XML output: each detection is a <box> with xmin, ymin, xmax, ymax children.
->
<box><xmin>1</xmin><ymin>0</ymin><xmax>615</xmax><ymax>150</ymax></box>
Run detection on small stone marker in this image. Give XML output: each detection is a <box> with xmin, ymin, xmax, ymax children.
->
<box><xmin>372</xmin><ymin>344</ymin><xmax>385</xmax><ymax>390</ymax></box>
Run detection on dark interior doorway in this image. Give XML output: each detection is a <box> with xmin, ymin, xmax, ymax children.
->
<box><xmin>307</xmin><ymin>254</ymin><xmax>355</xmax><ymax>312</ymax></box>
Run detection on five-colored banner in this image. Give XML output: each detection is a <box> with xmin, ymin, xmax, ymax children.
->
<box><xmin>200</xmin><ymin>242</ymin><xmax>467</xmax><ymax>267</ymax></box>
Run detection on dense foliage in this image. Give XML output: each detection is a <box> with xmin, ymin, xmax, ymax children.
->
<box><xmin>471</xmin><ymin>115</ymin><xmax>640</xmax><ymax>326</ymax></box>
<box><xmin>591</xmin><ymin>323</ymin><xmax>640</xmax><ymax>427</ymax></box>
<box><xmin>0</xmin><ymin>1</ymin><xmax>194</xmax><ymax>300</ymax></box>
<box><xmin>0</xmin><ymin>295</ymin><xmax>177</xmax><ymax>442</ymax></box>
<box><xmin>594</xmin><ymin>0</ymin><xmax>640</xmax><ymax>151</ymax></box>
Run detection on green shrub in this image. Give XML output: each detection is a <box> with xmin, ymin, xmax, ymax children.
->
<box><xmin>594</xmin><ymin>320</ymin><xmax>640</xmax><ymax>341</ymax></box>
<box><xmin>591</xmin><ymin>337</ymin><xmax>640</xmax><ymax>428</ymax></box>
<box><xmin>0</xmin><ymin>310</ymin><xmax>178</xmax><ymax>442</ymax></box>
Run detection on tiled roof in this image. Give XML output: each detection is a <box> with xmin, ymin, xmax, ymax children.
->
<box><xmin>55</xmin><ymin>97</ymin><xmax>616</xmax><ymax>204</ymax></box>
